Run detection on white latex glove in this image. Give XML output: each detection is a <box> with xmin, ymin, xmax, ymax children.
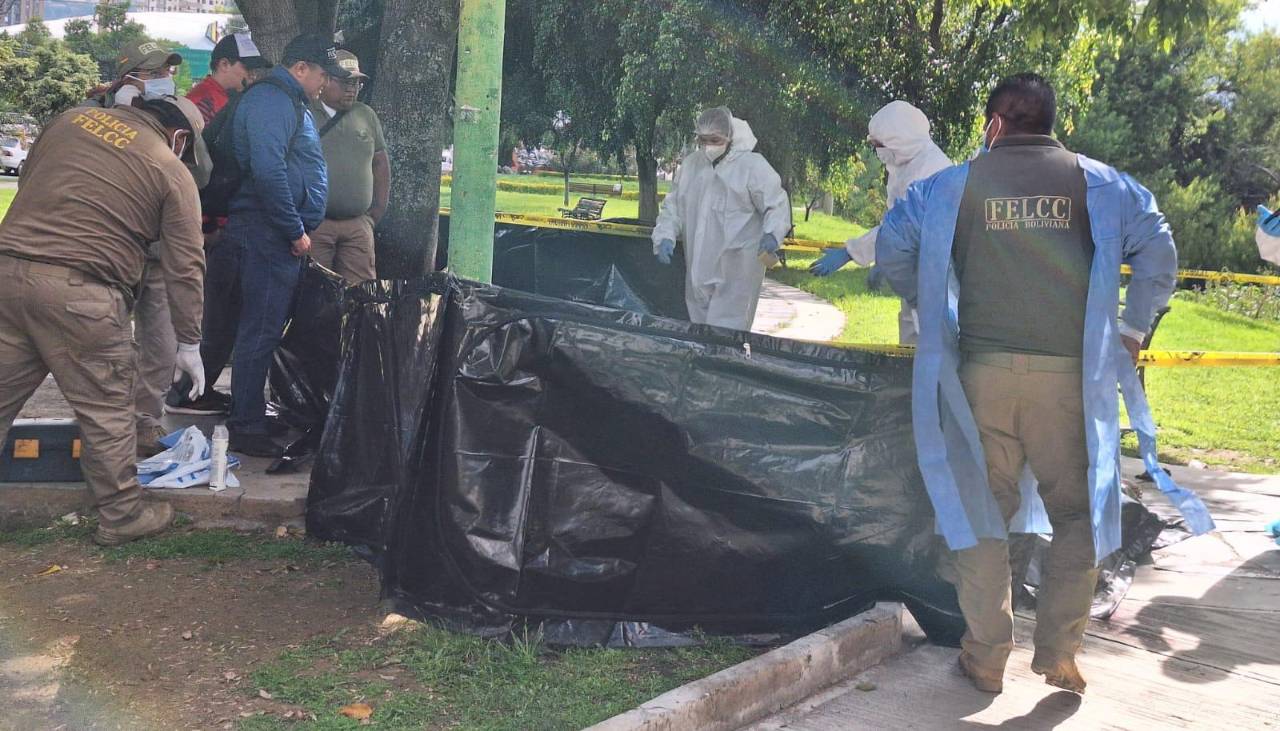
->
<box><xmin>173</xmin><ymin>342</ymin><xmax>205</xmax><ymax>401</ymax></box>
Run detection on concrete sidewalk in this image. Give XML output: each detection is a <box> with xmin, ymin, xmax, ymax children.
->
<box><xmin>743</xmin><ymin>459</ymin><xmax>1280</xmax><ymax>730</ymax></box>
<box><xmin>1</xmin><ymin>373</ymin><xmax>308</xmax><ymax>529</ymax></box>
<box><xmin>752</xmin><ymin>279</ymin><xmax>846</xmax><ymax>342</ymax></box>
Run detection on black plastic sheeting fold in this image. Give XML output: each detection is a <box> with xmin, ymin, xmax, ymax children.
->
<box><xmin>267</xmin><ymin>218</ymin><xmax>689</xmax><ymax>457</ymax></box>
<box><xmin>306</xmin><ymin>273</ymin><xmax>967</xmax><ymax>645</ymax></box>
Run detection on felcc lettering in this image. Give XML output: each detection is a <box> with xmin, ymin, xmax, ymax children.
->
<box><xmin>70</xmin><ymin>110</ymin><xmax>140</xmax><ymax>150</ymax></box>
<box><xmin>985</xmin><ymin>196</ymin><xmax>1072</xmax><ymax>231</ymax></box>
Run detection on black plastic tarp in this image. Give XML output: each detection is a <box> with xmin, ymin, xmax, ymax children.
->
<box><xmin>442</xmin><ymin>214</ymin><xmax>690</xmax><ymax>320</ymax></box>
<box><xmin>268</xmin><ymin>216</ymin><xmax>690</xmax><ymax>447</ymax></box>
<box><xmin>307</xmin><ymin>273</ymin><xmax>965</xmax><ymax>645</ymax></box>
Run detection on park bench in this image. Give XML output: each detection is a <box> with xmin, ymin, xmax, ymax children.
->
<box><xmin>567</xmin><ymin>181</ymin><xmax>624</xmax><ymax>197</ymax></box>
<box><xmin>559</xmin><ymin>197</ymin><xmax>607</xmax><ymax>221</ymax></box>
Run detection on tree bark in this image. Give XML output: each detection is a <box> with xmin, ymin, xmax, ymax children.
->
<box><xmin>637</xmin><ymin>151</ymin><xmax>659</xmax><ymax>223</ymax></box>
<box><xmin>370</xmin><ymin>0</ymin><xmax>458</xmax><ymax>277</ymax></box>
<box><xmin>234</xmin><ymin>0</ymin><xmax>338</xmax><ymax>62</ymax></box>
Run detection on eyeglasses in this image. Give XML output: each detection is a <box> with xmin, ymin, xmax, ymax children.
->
<box><xmin>131</xmin><ymin>67</ymin><xmax>173</xmax><ymax>80</ymax></box>
<box><xmin>339</xmin><ymin>79</ymin><xmax>364</xmax><ymax>91</ymax></box>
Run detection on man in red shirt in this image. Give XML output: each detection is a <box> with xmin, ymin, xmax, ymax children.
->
<box><xmin>187</xmin><ymin>33</ymin><xmax>270</xmax><ymax>124</ymax></box>
<box><xmin>165</xmin><ymin>32</ymin><xmax>270</xmax><ymax>416</ymax></box>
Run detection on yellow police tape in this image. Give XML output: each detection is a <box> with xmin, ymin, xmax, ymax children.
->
<box><xmin>1119</xmin><ymin>265</ymin><xmax>1280</xmax><ymax>287</ymax></box>
<box><xmin>459</xmin><ymin>211</ymin><xmax>1280</xmax><ymax>286</ymax></box>
<box><xmin>440</xmin><ymin>210</ymin><xmax>1280</xmax><ymax>367</ymax></box>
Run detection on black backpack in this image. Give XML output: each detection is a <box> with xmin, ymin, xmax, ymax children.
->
<box><xmin>201</xmin><ymin>76</ymin><xmax>306</xmax><ymax>218</ymax></box>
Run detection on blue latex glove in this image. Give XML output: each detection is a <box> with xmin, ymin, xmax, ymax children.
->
<box><xmin>656</xmin><ymin>238</ymin><xmax>675</xmax><ymax>265</ymax></box>
<box><xmin>758</xmin><ymin>233</ymin><xmax>780</xmax><ymax>256</ymax></box>
<box><xmin>809</xmin><ymin>247</ymin><xmax>852</xmax><ymax>277</ymax></box>
<box><xmin>866</xmin><ymin>265</ymin><xmax>887</xmax><ymax>293</ymax></box>
<box><xmin>1257</xmin><ymin>206</ymin><xmax>1280</xmax><ymax>237</ymax></box>
<box><xmin>1266</xmin><ymin>517</ymin><xmax>1280</xmax><ymax>546</ymax></box>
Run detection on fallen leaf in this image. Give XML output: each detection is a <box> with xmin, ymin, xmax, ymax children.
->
<box><xmin>258</xmin><ymin>689</ymin><xmax>274</xmax><ymax>700</ymax></box>
<box><xmin>339</xmin><ymin>703</ymin><xmax>373</xmax><ymax>720</ymax></box>
<box><xmin>35</xmin><ymin>565</ymin><xmax>63</xmax><ymax>577</ymax></box>
<box><xmin>275</xmin><ymin>526</ymin><xmax>288</xmax><ymax>539</ymax></box>
<box><xmin>223</xmin><ymin>671</ymin><xmax>240</xmax><ymax>682</ymax></box>
<box><xmin>182</xmin><ymin>631</ymin><xmax>193</xmax><ymax>641</ymax></box>
<box><xmin>378</xmin><ymin>674</ymin><xmax>397</xmax><ymax>681</ymax></box>
<box><xmin>855</xmin><ymin>681</ymin><xmax>877</xmax><ymax>692</ymax></box>
<box><xmin>145</xmin><ymin>562</ymin><xmax>160</xmax><ymax>571</ymax></box>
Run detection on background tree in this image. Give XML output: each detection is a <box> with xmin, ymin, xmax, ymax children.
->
<box><xmin>0</xmin><ymin>21</ymin><xmax>99</xmax><ymax>123</ymax></box>
<box><xmin>63</xmin><ymin>2</ymin><xmax>153</xmax><ymax>82</ymax></box>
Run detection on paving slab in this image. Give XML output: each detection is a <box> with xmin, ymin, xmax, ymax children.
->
<box><xmin>744</xmin><ymin>460</ymin><xmax>1280</xmax><ymax>730</ymax></box>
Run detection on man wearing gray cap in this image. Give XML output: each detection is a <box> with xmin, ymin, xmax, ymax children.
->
<box><xmin>0</xmin><ymin>96</ymin><xmax>208</xmax><ymax>546</ymax></box>
<box><xmin>308</xmin><ymin>50</ymin><xmax>390</xmax><ymax>283</ymax></box>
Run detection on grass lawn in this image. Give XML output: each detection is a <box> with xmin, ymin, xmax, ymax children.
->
<box><xmin>1139</xmin><ymin>294</ymin><xmax>1280</xmax><ymax>472</ymax></box>
<box><xmin>0</xmin><ymin>186</ymin><xmax>14</xmax><ymax>219</ymax></box>
<box><xmin>0</xmin><ymin>521</ymin><xmax>755</xmax><ymax>730</ymax></box>
<box><xmin>771</xmin><ymin>254</ymin><xmax>1280</xmax><ymax>473</ymax></box>
<box><xmin>770</xmin><ymin>249</ymin><xmax>901</xmax><ymax>344</ymax></box>
<box><xmin>441</xmin><ymin>186</ymin><xmax>865</xmax><ymax>242</ymax></box>
<box><xmin>241</xmin><ymin>625</ymin><xmax>754</xmax><ymax>731</ymax></box>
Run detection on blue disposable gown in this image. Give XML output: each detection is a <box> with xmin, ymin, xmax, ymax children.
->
<box><xmin>876</xmin><ymin>155</ymin><xmax>1214</xmax><ymax>564</ymax></box>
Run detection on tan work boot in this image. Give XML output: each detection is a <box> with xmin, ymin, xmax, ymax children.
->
<box><xmin>1031</xmin><ymin>653</ymin><xmax>1087</xmax><ymax>694</ymax></box>
<box><xmin>957</xmin><ymin>651</ymin><xmax>1004</xmax><ymax>694</ymax></box>
<box><xmin>137</xmin><ymin>425</ymin><xmax>168</xmax><ymax>459</ymax></box>
<box><xmin>94</xmin><ymin>501</ymin><xmax>174</xmax><ymax>547</ymax></box>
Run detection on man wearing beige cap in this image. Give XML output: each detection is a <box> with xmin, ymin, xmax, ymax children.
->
<box><xmin>0</xmin><ymin>96</ymin><xmax>208</xmax><ymax>546</ymax></box>
<box><xmin>308</xmin><ymin>50</ymin><xmax>390</xmax><ymax>283</ymax></box>
<box><xmin>89</xmin><ymin>40</ymin><xmax>185</xmax><ymax>109</ymax></box>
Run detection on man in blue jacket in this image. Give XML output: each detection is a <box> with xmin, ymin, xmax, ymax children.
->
<box><xmin>225</xmin><ymin>34</ymin><xmax>349</xmax><ymax>457</ymax></box>
<box><xmin>877</xmin><ymin>74</ymin><xmax>1195</xmax><ymax>696</ymax></box>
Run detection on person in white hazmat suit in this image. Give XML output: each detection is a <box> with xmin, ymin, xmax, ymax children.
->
<box><xmin>808</xmin><ymin>101</ymin><xmax>952</xmax><ymax>344</ymax></box>
<box><xmin>652</xmin><ymin>107</ymin><xmax>792</xmax><ymax>331</ymax></box>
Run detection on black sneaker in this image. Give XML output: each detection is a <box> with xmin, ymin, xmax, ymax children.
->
<box><xmin>166</xmin><ymin>389</ymin><xmax>232</xmax><ymax>415</ymax></box>
<box><xmin>228</xmin><ymin>431</ymin><xmax>284</xmax><ymax>459</ymax></box>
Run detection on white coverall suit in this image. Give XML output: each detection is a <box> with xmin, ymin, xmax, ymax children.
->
<box><xmin>652</xmin><ymin>118</ymin><xmax>792</xmax><ymax>331</ymax></box>
<box><xmin>844</xmin><ymin>101</ymin><xmax>952</xmax><ymax>344</ymax></box>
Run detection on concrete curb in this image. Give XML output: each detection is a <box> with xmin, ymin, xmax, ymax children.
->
<box><xmin>585</xmin><ymin>603</ymin><xmax>903</xmax><ymax>731</ymax></box>
<box><xmin>0</xmin><ymin>458</ymin><xmax>308</xmax><ymax>530</ymax></box>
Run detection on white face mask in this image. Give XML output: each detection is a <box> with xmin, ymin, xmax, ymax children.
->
<box><xmin>123</xmin><ymin>74</ymin><xmax>176</xmax><ymax>102</ymax></box>
<box><xmin>171</xmin><ymin>132</ymin><xmax>187</xmax><ymax>160</ymax></box>
<box><xmin>703</xmin><ymin>144</ymin><xmax>727</xmax><ymax>162</ymax></box>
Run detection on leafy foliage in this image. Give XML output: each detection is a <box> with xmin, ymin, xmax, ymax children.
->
<box><xmin>0</xmin><ymin>22</ymin><xmax>99</xmax><ymax>123</ymax></box>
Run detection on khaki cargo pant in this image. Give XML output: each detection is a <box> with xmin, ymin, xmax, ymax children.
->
<box><xmin>943</xmin><ymin>352</ymin><xmax>1100</xmax><ymax>677</ymax></box>
<box><xmin>133</xmin><ymin>242</ymin><xmax>175</xmax><ymax>435</ymax></box>
<box><xmin>310</xmin><ymin>215</ymin><xmax>376</xmax><ymax>284</ymax></box>
<box><xmin>0</xmin><ymin>255</ymin><xmax>143</xmax><ymax>526</ymax></box>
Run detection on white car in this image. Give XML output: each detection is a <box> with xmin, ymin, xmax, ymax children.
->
<box><xmin>1</xmin><ymin>138</ymin><xmax>28</xmax><ymax>176</ymax></box>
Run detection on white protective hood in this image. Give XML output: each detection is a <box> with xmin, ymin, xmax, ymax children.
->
<box><xmin>845</xmin><ymin>101</ymin><xmax>953</xmax><ymax>268</ymax></box>
<box><xmin>869</xmin><ymin>100</ymin><xmax>953</xmax><ymax>205</ymax></box>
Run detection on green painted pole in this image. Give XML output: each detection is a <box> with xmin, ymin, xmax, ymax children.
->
<box><xmin>450</xmin><ymin>0</ymin><xmax>507</xmax><ymax>283</ymax></box>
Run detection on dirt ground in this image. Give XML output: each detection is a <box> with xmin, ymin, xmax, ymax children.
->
<box><xmin>0</xmin><ymin>535</ymin><xmax>381</xmax><ymax>730</ymax></box>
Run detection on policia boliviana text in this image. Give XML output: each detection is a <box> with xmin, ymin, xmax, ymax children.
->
<box><xmin>0</xmin><ymin>95</ymin><xmax>208</xmax><ymax>546</ymax></box>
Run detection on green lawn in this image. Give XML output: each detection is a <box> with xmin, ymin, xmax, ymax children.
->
<box><xmin>771</xmin><ymin>255</ymin><xmax>1280</xmax><ymax>473</ymax></box>
<box><xmin>770</xmin><ymin>249</ymin><xmax>901</xmax><ymax>344</ymax></box>
<box><xmin>441</xmin><ymin>186</ymin><xmax>864</xmax><ymax>242</ymax></box>
<box><xmin>241</xmin><ymin>625</ymin><xmax>753</xmax><ymax>731</ymax></box>
<box><xmin>1140</xmin><ymin>294</ymin><xmax>1280</xmax><ymax>472</ymax></box>
<box><xmin>0</xmin><ymin>186</ymin><xmax>14</xmax><ymax>219</ymax></box>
